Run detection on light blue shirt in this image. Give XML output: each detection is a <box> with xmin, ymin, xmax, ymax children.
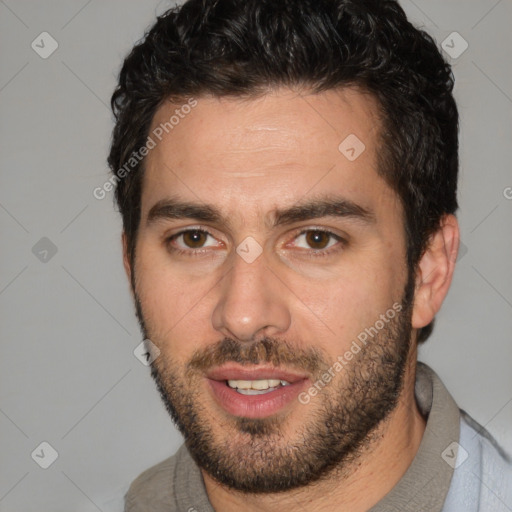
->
<box><xmin>442</xmin><ymin>410</ymin><xmax>512</xmax><ymax>511</ymax></box>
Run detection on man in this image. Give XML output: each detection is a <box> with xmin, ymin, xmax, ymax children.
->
<box><xmin>107</xmin><ymin>0</ymin><xmax>512</xmax><ymax>510</ymax></box>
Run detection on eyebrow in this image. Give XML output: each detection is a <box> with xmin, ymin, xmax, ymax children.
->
<box><xmin>273</xmin><ymin>197</ymin><xmax>375</xmax><ymax>226</ymax></box>
<box><xmin>146</xmin><ymin>195</ymin><xmax>375</xmax><ymax>229</ymax></box>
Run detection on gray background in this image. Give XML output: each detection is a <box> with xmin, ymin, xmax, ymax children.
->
<box><xmin>0</xmin><ymin>0</ymin><xmax>511</xmax><ymax>510</ymax></box>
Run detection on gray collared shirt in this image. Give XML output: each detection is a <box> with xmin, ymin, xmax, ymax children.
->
<box><xmin>124</xmin><ymin>362</ymin><xmax>512</xmax><ymax>511</ymax></box>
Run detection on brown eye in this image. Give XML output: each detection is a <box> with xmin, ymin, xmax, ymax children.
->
<box><xmin>291</xmin><ymin>229</ymin><xmax>343</xmax><ymax>255</ymax></box>
<box><xmin>305</xmin><ymin>230</ymin><xmax>331</xmax><ymax>249</ymax></box>
<box><xmin>182</xmin><ymin>230</ymin><xmax>209</xmax><ymax>248</ymax></box>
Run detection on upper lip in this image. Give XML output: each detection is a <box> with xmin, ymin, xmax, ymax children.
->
<box><xmin>206</xmin><ymin>364</ymin><xmax>309</xmax><ymax>384</ymax></box>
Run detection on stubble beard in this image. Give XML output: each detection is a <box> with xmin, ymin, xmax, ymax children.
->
<box><xmin>133</xmin><ymin>278</ymin><xmax>415</xmax><ymax>493</ymax></box>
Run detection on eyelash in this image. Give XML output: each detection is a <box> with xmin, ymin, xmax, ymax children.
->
<box><xmin>165</xmin><ymin>228</ymin><xmax>220</xmax><ymax>257</ymax></box>
<box><xmin>165</xmin><ymin>227</ymin><xmax>346</xmax><ymax>258</ymax></box>
<box><xmin>289</xmin><ymin>228</ymin><xmax>345</xmax><ymax>258</ymax></box>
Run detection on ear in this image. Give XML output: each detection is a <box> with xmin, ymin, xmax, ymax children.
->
<box><xmin>122</xmin><ymin>231</ymin><xmax>132</xmax><ymax>284</ymax></box>
<box><xmin>412</xmin><ymin>214</ymin><xmax>460</xmax><ymax>330</ymax></box>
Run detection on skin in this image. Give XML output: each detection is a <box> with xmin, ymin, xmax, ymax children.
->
<box><xmin>123</xmin><ymin>86</ymin><xmax>460</xmax><ymax>511</ymax></box>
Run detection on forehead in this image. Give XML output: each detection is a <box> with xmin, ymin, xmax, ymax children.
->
<box><xmin>141</xmin><ymin>87</ymin><xmax>397</xmax><ymax>225</ymax></box>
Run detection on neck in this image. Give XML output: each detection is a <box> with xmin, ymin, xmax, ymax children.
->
<box><xmin>202</xmin><ymin>353</ymin><xmax>426</xmax><ymax>512</ymax></box>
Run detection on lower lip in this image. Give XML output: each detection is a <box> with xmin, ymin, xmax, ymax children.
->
<box><xmin>207</xmin><ymin>379</ymin><xmax>308</xmax><ymax>419</ymax></box>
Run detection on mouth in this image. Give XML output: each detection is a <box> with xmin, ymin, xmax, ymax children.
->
<box><xmin>205</xmin><ymin>365</ymin><xmax>309</xmax><ymax>418</ymax></box>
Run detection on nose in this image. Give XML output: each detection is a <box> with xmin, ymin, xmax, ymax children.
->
<box><xmin>211</xmin><ymin>250</ymin><xmax>291</xmax><ymax>342</ymax></box>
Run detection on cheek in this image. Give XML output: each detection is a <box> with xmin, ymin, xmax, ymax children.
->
<box><xmin>134</xmin><ymin>249</ymin><xmax>215</xmax><ymax>352</ymax></box>
<box><xmin>295</xmin><ymin>257</ymin><xmax>404</xmax><ymax>346</ymax></box>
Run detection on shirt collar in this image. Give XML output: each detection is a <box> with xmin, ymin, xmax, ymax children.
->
<box><xmin>368</xmin><ymin>362</ymin><xmax>460</xmax><ymax>512</ymax></box>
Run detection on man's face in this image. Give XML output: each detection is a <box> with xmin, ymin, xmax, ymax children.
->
<box><xmin>128</xmin><ymin>87</ymin><xmax>414</xmax><ymax>491</ymax></box>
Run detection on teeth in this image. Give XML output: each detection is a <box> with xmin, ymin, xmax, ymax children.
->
<box><xmin>227</xmin><ymin>379</ymin><xmax>291</xmax><ymax>391</ymax></box>
<box><xmin>236</xmin><ymin>388</ymin><xmax>276</xmax><ymax>395</ymax></box>
<box><xmin>252</xmin><ymin>379</ymin><xmax>280</xmax><ymax>390</ymax></box>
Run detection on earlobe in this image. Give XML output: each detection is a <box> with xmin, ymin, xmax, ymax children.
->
<box><xmin>411</xmin><ymin>214</ymin><xmax>460</xmax><ymax>329</ymax></box>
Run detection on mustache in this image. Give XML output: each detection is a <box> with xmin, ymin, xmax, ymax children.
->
<box><xmin>187</xmin><ymin>337</ymin><xmax>328</xmax><ymax>375</ymax></box>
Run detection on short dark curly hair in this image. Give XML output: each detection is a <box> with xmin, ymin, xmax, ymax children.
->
<box><xmin>107</xmin><ymin>0</ymin><xmax>459</xmax><ymax>344</ymax></box>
